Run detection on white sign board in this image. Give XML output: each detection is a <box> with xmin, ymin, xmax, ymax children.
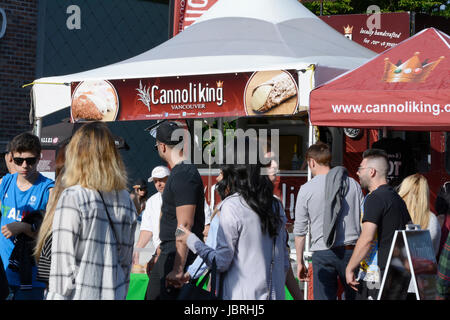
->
<box><xmin>378</xmin><ymin>227</ymin><xmax>437</xmax><ymax>300</ymax></box>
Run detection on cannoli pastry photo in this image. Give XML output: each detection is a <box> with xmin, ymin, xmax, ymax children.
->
<box><xmin>250</xmin><ymin>72</ymin><xmax>297</xmax><ymax>113</ymax></box>
<box><xmin>72</xmin><ymin>94</ymin><xmax>104</xmax><ymax>121</ymax></box>
<box><xmin>71</xmin><ymin>80</ymin><xmax>118</xmax><ymax>122</ymax></box>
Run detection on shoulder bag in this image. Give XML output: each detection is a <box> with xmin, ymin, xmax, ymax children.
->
<box><xmin>177</xmin><ymin>258</ymin><xmax>220</xmax><ymax>300</ymax></box>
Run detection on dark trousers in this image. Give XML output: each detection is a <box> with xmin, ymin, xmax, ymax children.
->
<box><xmin>145</xmin><ymin>242</ymin><xmax>197</xmax><ymax>300</ymax></box>
<box><xmin>8</xmin><ymin>286</ymin><xmax>45</xmax><ymax>300</ymax></box>
<box><xmin>311</xmin><ymin>247</ymin><xmax>356</xmax><ymax>300</ymax></box>
<box><xmin>145</xmin><ymin>250</ymin><xmax>179</xmax><ymax>300</ymax></box>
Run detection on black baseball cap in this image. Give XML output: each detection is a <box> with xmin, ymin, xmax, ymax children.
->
<box><xmin>133</xmin><ymin>178</ymin><xmax>147</xmax><ymax>189</ymax></box>
<box><xmin>155</xmin><ymin>121</ymin><xmax>183</xmax><ymax>145</ymax></box>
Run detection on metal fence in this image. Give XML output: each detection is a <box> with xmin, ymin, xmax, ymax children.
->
<box><xmin>39</xmin><ymin>0</ymin><xmax>170</xmax><ymax>191</ymax></box>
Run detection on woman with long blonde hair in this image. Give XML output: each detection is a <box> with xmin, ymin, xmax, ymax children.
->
<box><xmin>46</xmin><ymin>122</ymin><xmax>137</xmax><ymax>300</ymax></box>
<box><xmin>398</xmin><ymin>173</ymin><xmax>441</xmax><ymax>255</ymax></box>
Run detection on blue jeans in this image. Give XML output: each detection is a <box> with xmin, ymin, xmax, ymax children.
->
<box><xmin>8</xmin><ymin>286</ymin><xmax>45</xmax><ymax>300</ymax></box>
<box><xmin>311</xmin><ymin>247</ymin><xmax>356</xmax><ymax>300</ymax></box>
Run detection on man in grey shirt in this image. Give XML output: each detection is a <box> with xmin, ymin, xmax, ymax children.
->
<box><xmin>294</xmin><ymin>142</ymin><xmax>363</xmax><ymax>300</ymax></box>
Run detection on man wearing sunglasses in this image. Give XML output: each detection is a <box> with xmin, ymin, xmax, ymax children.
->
<box><xmin>345</xmin><ymin>148</ymin><xmax>411</xmax><ymax>300</ymax></box>
<box><xmin>0</xmin><ymin>132</ymin><xmax>54</xmax><ymax>300</ymax></box>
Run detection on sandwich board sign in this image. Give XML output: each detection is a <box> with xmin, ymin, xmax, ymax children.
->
<box><xmin>378</xmin><ymin>225</ymin><xmax>437</xmax><ymax>300</ymax></box>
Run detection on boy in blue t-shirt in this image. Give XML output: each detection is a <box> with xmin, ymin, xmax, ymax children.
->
<box><xmin>0</xmin><ymin>132</ymin><xmax>54</xmax><ymax>300</ymax></box>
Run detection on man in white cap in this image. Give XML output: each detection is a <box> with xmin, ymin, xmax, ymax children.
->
<box><xmin>133</xmin><ymin>165</ymin><xmax>170</xmax><ymax>267</ymax></box>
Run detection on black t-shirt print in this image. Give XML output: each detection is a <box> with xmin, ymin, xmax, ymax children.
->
<box><xmin>362</xmin><ymin>184</ymin><xmax>411</xmax><ymax>271</ymax></box>
<box><xmin>159</xmin><ymin>161</ymin><xmax>205</xmax><ymax>245</ymax></box>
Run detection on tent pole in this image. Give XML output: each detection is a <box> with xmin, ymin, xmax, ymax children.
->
<box><xmin>34</xmin><ymin>117</ymin><xmax>42</xmax><ymax>138</ymax></box>
<box><xmin>303</xmin><ymin>121</ymin><xmax>316</xmax><ymax>300</ymax></box>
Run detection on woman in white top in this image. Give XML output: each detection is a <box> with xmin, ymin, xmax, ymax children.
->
<box><xmin>177</xmin><ymin>137</ymin><xmax>290</xmax><ymax>300</ymax></box>
<box><xmin>398</xmin><ymin>173</ymin><xmax>441</xmax><ymax>255</ymax></box>
<box><xmin>47</xmin><ymin>122</ymin><xmax>137</xmax><ymax>300</ymax></box>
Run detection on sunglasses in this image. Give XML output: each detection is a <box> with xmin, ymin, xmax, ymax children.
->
<box><xmin>13</xmin><ymin>157</ymin><xmax>38</xmax><ymax>166</ymax></box>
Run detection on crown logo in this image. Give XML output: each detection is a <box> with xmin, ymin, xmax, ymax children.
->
<box><xmin>382</xmin><ymin>52</ymin><xmax>445</xmax><ymax>83</ymax></box>
<box><xmin>343</xmin><ymin>25</ymin><xmax>353</xmax><ymax>34</ymax></box>
<box><xmin>216</xmin><ymin>80</ymin><xmax>223</xmax><ymax>88</ymax></box>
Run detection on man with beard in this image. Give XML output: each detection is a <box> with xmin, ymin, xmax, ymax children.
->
<box><xmin>345</xmin><ymin>148</ymin><xmax>411</xmax><ymax>300</ymax></box>
<box><xmin>146</xmin><ymin>121</ymin><xmax>205</xmax><ymax>300</ymax></box>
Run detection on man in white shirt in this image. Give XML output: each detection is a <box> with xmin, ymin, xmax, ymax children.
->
<box><xmin>133</xmin><ymin>165</ymin><xmax>213</xmax><ymax>265</ymax></box>
<box><xmin>133</xmin><ymin>166</ymin><xmax>170</xmax><ymax>265</ymax></box>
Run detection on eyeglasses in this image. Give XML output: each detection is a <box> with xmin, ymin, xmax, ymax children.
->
<box><xmin>137</xmin><ymin>188</ymin><xmax>147</xmax><ymax>192</ymax></box>
<box><xmin>13</xmin><ymin>157</ymin><xmax>38</xmax><ymax>166</ymax></box>
<box><xmin>154</xmin><ymin>143</ymin><xmax>159</xmax><ymax>151</ymax></box>
<box><xmin>357</xmin><ymin>166</ymin><xmax>373</xmax><ymax>172</ymax></box>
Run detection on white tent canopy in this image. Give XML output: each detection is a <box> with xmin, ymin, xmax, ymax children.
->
<box><xmin>32</xmin><ymin>0</ymin><xmax>376</xmax><ymax>118</ymax></box>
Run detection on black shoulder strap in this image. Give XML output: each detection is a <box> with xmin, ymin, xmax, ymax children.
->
<box><xmin>98</xmin><ymin>191</ymin><xmax>120</xmax><ymax>248</ymax></box>
<box><xmin>267</xmin><ymin>237</ymin><xmax>276</xmax><ymax>300</ymax></box>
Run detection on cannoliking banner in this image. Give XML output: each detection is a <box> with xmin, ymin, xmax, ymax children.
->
<box><xmin>69</xmin><ymin>70</ymin><xmax>300</xmax><ymax>122</ymax></box>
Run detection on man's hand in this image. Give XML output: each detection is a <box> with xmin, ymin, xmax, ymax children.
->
<box><xmin>294</xmin><ymin>235</ymin><xmax>309</xmax><ymax>281</ymax></box>
<box><xmin>297</xmin><ymin>262</ymin><xmax>310</xmax><ymax>282</ymax></box>
<box><xmin>166</xmin><ymin>270</ymin><xmax>188</xmax><ymax>288</ymax></box>
<box><xmin>183</xmin><ymin>271</ymin><xmax>191</xmax><ymax>282</ymax></box>
<box><xmin>1</xmin><ymin>222</ymin><xmax>26</xmax><ymax>239</ymax></box>
<box><xmin>345</xmin><ymin>267</ymin><xmax>359</xmax><ymax>291</ymax></box>
<box><xmin>175</xmin><ymin>225</ymin><xmax>191</xmax><ymax>243</ymax></box>
<box><xmin>344</xmin><ymin>221</ymin><xmax>378</xmax><ymax>292</ymax></box>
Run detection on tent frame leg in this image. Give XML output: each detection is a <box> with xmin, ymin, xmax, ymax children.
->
<box><xmin>303</xmin><ymin>122</ymin><xmax>317</xmax><ymax>300</ymax></box>
<box><xmin>34</xmin><ymin>117</ymin><xmax>42</xmax><ymax>138</ymax></box>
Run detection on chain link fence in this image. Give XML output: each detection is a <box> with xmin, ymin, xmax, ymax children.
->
<box><xmin>41</xmin><ymin>0</ymin><xmax>169</xmax><ymax>76</ymax></box>
<box><xmin>40</xmin><ymin>0</ymin><xmax>170</xmax><ymax>191</ymax></box>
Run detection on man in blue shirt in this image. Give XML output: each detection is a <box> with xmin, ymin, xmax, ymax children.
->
<box><xmin>0</xmin><ymin>132</ymin><xmax>54</xmax><ymax>300</ymax></box>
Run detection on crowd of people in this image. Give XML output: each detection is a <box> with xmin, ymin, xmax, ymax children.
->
<box><xmin>0</xmin><ymin>121</ymin><xmax>449</xmax><ymax>300</ymax></box>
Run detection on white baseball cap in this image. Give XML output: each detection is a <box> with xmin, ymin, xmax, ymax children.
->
<box><xmin>148</xmin><ymin>166</ymin><xmax>170</xmax><ymax>182</ymax></box>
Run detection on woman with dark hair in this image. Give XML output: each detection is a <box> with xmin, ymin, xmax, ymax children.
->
<box><xmin>176</xmin><ymin>137</ymin><xmax>290</xmax><ymax>300</ymax></box>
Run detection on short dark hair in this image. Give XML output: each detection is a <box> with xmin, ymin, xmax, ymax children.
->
<box><xmin>5</xmin><ymin>140</ymin><xmax>12</xmax><ymax>153</ymax></box>
<box><xmin>362</xmin><ymin>148</ymin><xmax>388</xmax><ymax>162</ymax></box>
<box><xmin>9</xmin><ymin>132</ymin><xmax>41</xmax><ymax>157</ymax></box>
<box><xmin>305</xmin><ymin>141</ymin><xmax>331</xmax><ymax>166</ymax></box>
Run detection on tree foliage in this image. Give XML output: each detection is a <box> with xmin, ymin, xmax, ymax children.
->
<box><xmin>301</xmin><ymin>0</ymin><xmax>449</xmax><ymax>17</ymax></box>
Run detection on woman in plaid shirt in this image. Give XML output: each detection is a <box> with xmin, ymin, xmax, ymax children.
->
<box><xmin>46</xmin><ymin>122</ymin><xmax>137</xmax><ymax>300</ymax></box>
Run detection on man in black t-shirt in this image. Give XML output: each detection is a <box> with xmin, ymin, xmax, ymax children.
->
<box><xmin>345</xmin><ymin>149</ymin><xmax>411</xmax><ymax>300</ymax></box>
<box><xmin>145</xmin><ymin>121</ymin><xmax>205</xmax><ymax>300</ymax></box>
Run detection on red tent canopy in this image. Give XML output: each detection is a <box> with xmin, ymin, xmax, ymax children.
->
<box><xmin>310</xmin><ymin>28</ymin><xmax>450</xmax><ymax>130</ymax></box>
